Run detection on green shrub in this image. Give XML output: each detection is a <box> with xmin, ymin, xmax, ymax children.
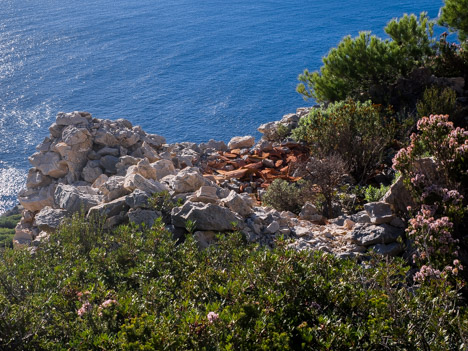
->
<box><xmin>149</xmin><ymin>190</ymin><xmax>182</xmax><ymax>223</ymax></box>
<box><xmin>0</xmin><ymin>213</ymin><xmax>21</xmax><ymax>229</ymax></box>
<box><xmin>0</xmin><ymin>213</ymin><xmax>21</xmax><ymax>249</ymax></box>
<box><xmin>262</xmin><ymin>179</ymin><xmax>312</xmax><ymax>213</ymax></box>
<box><xmin>364</xmin><ymin>184</ymin><xmax>390</xmax><ymax>203</ymax></box>
<box><xmin>293</xmin><ymin>99</ymin><xmax>397</xmax><ymax>183</ymax></box>
<box><xmin>0</xmin><ymin>214</ymin><xmax>467</xmax><ymax>350</ymax></box>
<box><xmin>297</xmin><ymin>13</ymin><xmax>434</xmax><ymax>103</ymax></box>
<box><xmin>416</xmin><ymin>85</ymin><xmax>457</xmax><ymax>118</ymax></box>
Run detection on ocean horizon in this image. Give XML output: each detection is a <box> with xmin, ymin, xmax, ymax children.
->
<box><xmin>0</xmin><ymin>0</ymin><xmax>442</xmax><ymax>214</ymax></box>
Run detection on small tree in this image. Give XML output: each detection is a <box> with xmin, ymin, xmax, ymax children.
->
<box><xmin>438</xmin><ymin>0</ymin><xmax>468</xmax><ymax>42</ymax></box>
<box><xmin>297</xmin><ymin>13</ymin><xmax>434</xmax><ymax>103</ymax></box>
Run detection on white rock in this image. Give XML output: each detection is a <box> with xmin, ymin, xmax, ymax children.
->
<box><xmin>18</xmin><ymin>184</ymin><xmax>56</xmax><ymax>212</ymax></box>
<box><xmin>127</xmin><ymin>159</ymin><xmax>157</xmax><ymax>180</ymax></box>
<box><xmin>188</xmin><ymin>186</ymin><xmax>219</xmax><ymax>204</ymax></box>
<box><xmin>56</xmin><ymin>111</ymin><xmax>89</xmax><ymax>126</ymax></box>
<box><xmin>151</xmin><ymin>159</ymin><xmax>176</xmax><ymax>180</ymax></box>
<box><xmin>124</xmin><ymin>173</ymin><xmax>168</xmax><ymax>194</ymax></box>
<box><xmin>29</xmin><ymin>151</ymin><xmax>68</xmax><ymax>178</ymax></box>
<box><xmin>34</xmin><ymin>206</ymin><xmax>67</xmax><ymax>232</ymax></box>
<box><xmin>54</xmin><ymin>184</ymin><xmax>103</xmax><ymax>214</ymax></box>
<box><xmin>171</xmin><ymin>202</ymin><xmax>242</xmax><ymax>231</ymax></box>
<box><xmin>265</xmin><ymin>221</ymin><xmax>280</xmax><ymax>234</ymax></box>
<box><xmin>169</xmin><ymin>167</ymin><xmax>206</xmax><ymax>193</ymax></box>
<box><xmin>364</xmin><ymin>202</ymin><xmax>394</xmax><ymax>225</ymax></box>
<box><xmin>221</xmin><ymin>190</ymin><xmax>253</xmax><ymax>217</ymax></box>
<box><xmin>227</xmin><ymin>135</ymin><xmax>255</xmax><ymax>150</ymax></box>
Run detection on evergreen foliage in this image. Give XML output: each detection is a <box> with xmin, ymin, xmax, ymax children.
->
<box><xmin>297</xmin><ymin>13</ymin><xmax>434</xmax><ymax>103</ymax></box>
<box><xmin>0</xmin><ymin>214</ymin><xmax>467</xmax><ymax>350</ymax></box>
<box><xmin>438</xmin><ymin>0</ymin><xmax>468</xmax><ymax>42</ymax></box>
<box><xmin>416</xmin><ymin>85</ymin><xmax>457</xmax><ymax>118</ymax></box>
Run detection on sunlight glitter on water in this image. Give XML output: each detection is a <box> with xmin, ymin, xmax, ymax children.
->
<box><xmin>0</xmin><ymin>164</ymin><xmax>25</xmax><ymax>215</ymax></box>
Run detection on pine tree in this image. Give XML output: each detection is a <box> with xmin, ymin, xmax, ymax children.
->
<box><xmin>438</xmin><ymin>0</ymin><xmax>468</xmax><ymax>42</ymax></box>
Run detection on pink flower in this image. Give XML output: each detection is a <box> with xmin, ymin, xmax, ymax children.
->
<box><xmin>207</xmin><ymin>311</ymin><xmax>219</xmax><ymax>323</ymax></box>
<box><xmin>77</xmin><ymin>302</ymin><xmax>91</xmax><ymax>317</ymax></box>
<box><xmin>100</xmin><ymin>299</ymin><xmax>117</xmax><ymax>308</ymax></box>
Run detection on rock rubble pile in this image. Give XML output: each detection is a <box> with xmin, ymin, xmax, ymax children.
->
<box><xmin>15</xmin><ymin>110</ymin><xmax>408</xmax><ymax>258</ymax></box>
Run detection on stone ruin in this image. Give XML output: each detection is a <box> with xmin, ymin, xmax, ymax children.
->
<box><xmin>14</xmin><ymin>110</ymin><xmax>409</xmax><ymax>258</ymax></box>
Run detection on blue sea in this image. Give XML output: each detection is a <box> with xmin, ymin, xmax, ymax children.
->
<box><xmin>0</xmin><ymin>0</ymin><xmax>442</xmax><ymax>213</ymax></box>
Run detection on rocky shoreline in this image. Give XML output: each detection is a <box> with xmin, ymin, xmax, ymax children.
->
<box><xmin>14</xmin><ymin>110</ymin><xmax>408</xmax><ymax>258</ymax></box>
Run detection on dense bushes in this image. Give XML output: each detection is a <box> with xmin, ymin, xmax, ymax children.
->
<box><xmin>297</xmin><ymin>13</ymin><xmax>434</xmax><ymax>103</ymax></box>
<box><xmin>293</xmin><ymin>99</ymin><xmax>397</xmax><ymax>183</ymax></box>
<box><xmin>416</xmin><ymin>85</ymin><xmax>457</xmax><ymax>118</ymax></box>
<box><xmin>0</xmin><ymin>214</ymin><xmax>467</xmax><ymax>350</ymax></box>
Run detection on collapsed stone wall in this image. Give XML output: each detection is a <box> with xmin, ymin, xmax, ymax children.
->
<box><xmin>15</xmin><ymin>110</ymin><xmax>408</xmax><ymax>258</ymax></box>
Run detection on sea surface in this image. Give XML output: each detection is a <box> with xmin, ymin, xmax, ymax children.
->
<box><xmin>0</xmin><ymin>0</ymin><xmax>442</xmax><ymax>214</ymax></box>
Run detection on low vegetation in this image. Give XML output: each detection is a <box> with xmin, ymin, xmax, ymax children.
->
<box><xmin>0</xmin><ymin>213</ymin><xmax>21</xmax><ymax>248</ymax></box>
<box><xmin>0</xmin><ymin>215</ymin><xmax>467</xmax><ymax>350</ymax></box>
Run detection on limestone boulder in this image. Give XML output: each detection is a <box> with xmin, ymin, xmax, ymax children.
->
<box><xmin>221</xmin><ymin>190</ymin><xmax>253</xmax><ymax>217</ymax></box>
<box><xmin>171</xmin><ymin>202</ymin><xmax>242</xmax><ymax>231</ymax></box>
<box><xmin>62</xmin><ymin>126</ymin><xmax>91</xmax><ymax>146</ymax></box>
<box><xmin>34</xmin><ymin>206</ymin><xmax>67</xmax><ymax>232</ymax></box>
<box><xmin>123</xmin><ymin>173</ymin><xmax>168</xmax><ymax>194</ymax></box>
<box><xmin>151</xmin><ymin>159</ymin><xmax>176</xmax><ymax>180</ymax></box>
<box><xmin>169</xmin><ymin>167</ymin><xmax>205</xmax><ymax>193</ymax></box>
<box><xmin>54</xmin><ymin>184</ymin><xmax>103</xmax><ymax>214</ymax></box>
<box><xmin>128</xmin><ymin>208</ymin><xmax>161</xmax><ymax>227</ymax></box>
<box><xmin>88</xmin><ymin>196</ymin><xmax>129</xmax><ymax>218</ymax></box>
<box><xmin>351</xmin><ymin>223</ymin><xmax>403</xmax><ymax>247</ymax></box>
<box><xmin>18</xmin><ymin>183</ymin><xmax>56</xmax><ymax>212</ymax></box>
<box><xmin>56</xmin><ymin>111</ymin><xmax>90</xmax><ymax>126</ymax></box>
<box><xmin>82</xmin><ymin>161</ymin><xmax>103</xmax><ymax>183</ymax></box>
<box><xmin>188</xmin><ymin>186</ymin><xmax>219</xmax><ymax>204</ymax></box>
<box><xmin>364</xmin><ymin>202</ymin><xmax>394</xmax><ymax>225</ymax></box>
<box><xmin>227</xmin><ymin>135</ymin><xmax>255</xmax><ymax>150</ymax></box>
<box><xmin>382</xmin><ymin>176</ymin><xmax>415</xmax><ymax>214</ymax></box>
<box><xmin>199</xmin><ymin>139</ymin><xmax>228</xmax><ymax>152</ymax></box>
<box><xmin>94</xmin><ymin>129</ymin><xmax>119</xmax><ymax>147</ymax></box>
<box><xmin>127</xmin><ymin>159</ymin><xmax>157</xmax><ymax>180</ymax></box>
<box><xmin>125</xmin><ymin>189</ymin><xmax>151</xmax><ymax>209</ymax></box>
<box><xmin>26</xmin><ymin>169</ymin><xmax>52</xmax><ymax>189</ymax></box>
<box><xmin>99</xmin><ymin>176</ymin><xmax>129</xmax><ymax>201</ymax></box>
<box><xmin>29</xmin><ymin>151</ymin><xmax>68</xmax><ymax>178</ymax></box>
<box><xmin>143</xmin><ymin>134</ymin><xmax>166</xmax><ymax>149</ymax></box>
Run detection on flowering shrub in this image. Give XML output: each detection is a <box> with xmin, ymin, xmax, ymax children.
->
<box><xmin>393</xmin><ymin>114</ymin><xmax>468</xmax><ymax>283</ymax></box>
